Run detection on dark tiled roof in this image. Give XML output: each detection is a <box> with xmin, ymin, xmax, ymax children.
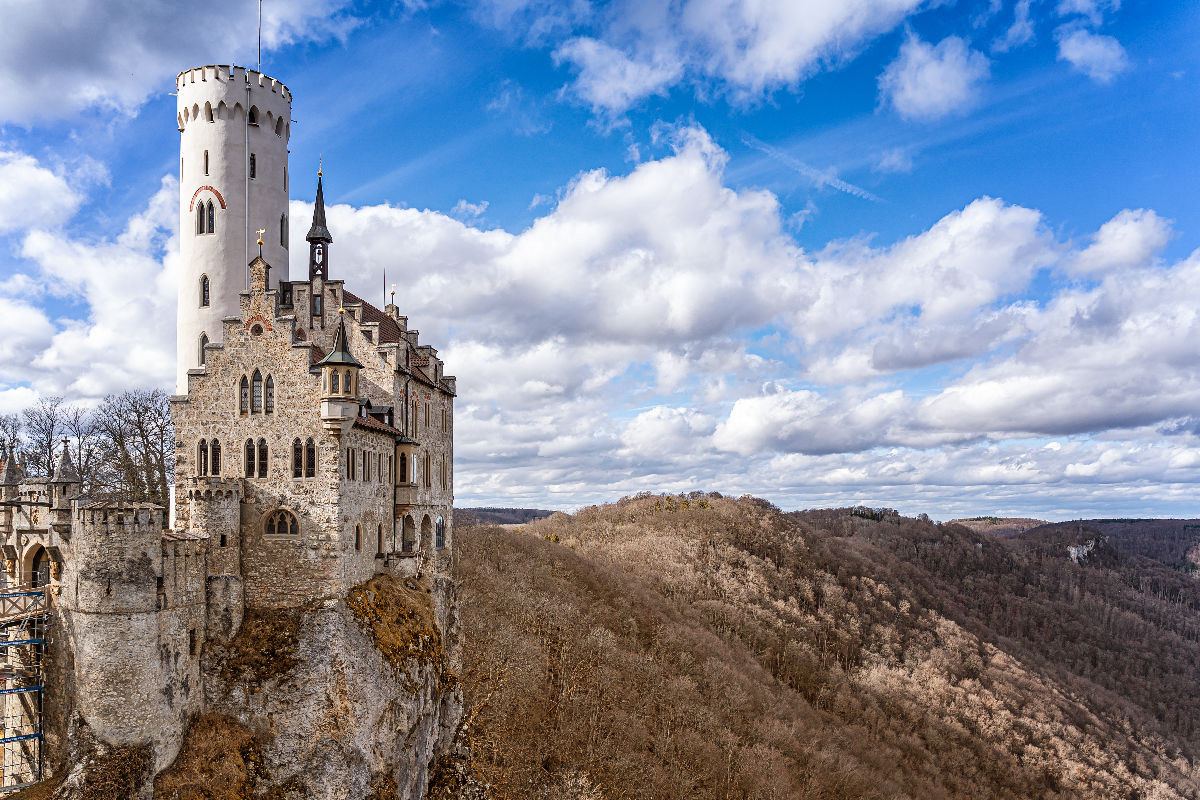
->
<box><xmin>354</xmin><ymin>414</ymin><xmax>405</xmax><ymax>437</ymax></box>
<box><xmin>342</xmin><ymin>290</ymin><xmax>403</xmax><ymax>344</ymax></box>
<box><xmin>314</xmin><ymin>315</ymin><xmax>363</xmax><ymax>369</ymax></box>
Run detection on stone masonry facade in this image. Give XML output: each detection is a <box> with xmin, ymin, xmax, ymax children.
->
<box><xmin>0</xmin><ymin>165</ymin><xmax>457</xmax><ymax>782</ymax></box>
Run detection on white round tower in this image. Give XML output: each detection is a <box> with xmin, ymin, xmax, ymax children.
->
<box><xmin>176</xmin><ymin>64</ymin><xmax>292</xmax><ymax>393</ymax></box>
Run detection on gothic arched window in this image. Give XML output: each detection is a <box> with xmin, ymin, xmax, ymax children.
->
<box><xmin>305</xmin><ymin>438</ymin><xmax>316</xmax><ymax>478</ymax></box>
<box><xmin>252</xmin><ymin>370</ymin><xmax>263</xmax><ymax>413</ymax></box>
<box><xmin>196</xmin><ymin>204</ymin><xmax>205</xmax><ymax>235</ymax></box>
<box><xmin>206</xmin><ymin>200</ymin><xmax>215</xmax><ymax>234</ymax></box>
<box><xmin>198</xmin><ymin>439</ymin><xmax>208</xmax><ymax>477</ymax></box>
<box><xmin>198</xmin><ymin>333</ymin><xmax>208</xmax><ymax>366</ymax></box>
<box><xmin>344</xmin><ymin>369</ymin><xmax>352</xmax><ymax>395</ymax></box>
<box><xmin>265</xmin><ymin>376</ymin><xmax>274</xmax><ymax>414</ymax></box>
<box><xmin>331</xmin><ymin>370</ymin><xmax>339</xmax><ymax>394</ymax></box>
<box><xmin>244</xmin><ymin>439</ymin><xmax>255</xmax><ymax>478</ymax></box>
<box><xmin>398</xmin><ymin>453</ymin><xmax>407</xmax><ymax>483</ymax></box>
<box><xmin>292</xmin><ymin>438</ymin><xmax>302</xmax><ymax>478</ymax></box>
<box><xmin>239</xmin><ymin>376</ymin><xmax>249</xmax><ymax>415</ymax></box>
<box><xmin>210</xmin><ymin>439</ymin><xmax>221</xmax><ymax>475</ymax></box>
<box><xmin>248</xmin><ymin>106</ymin><xmax>259</xmax><ymax>126</ymax></box>
<box><xmin>200</xmin><ymin>275</ymin><xmax>210</xmax><ymax>307</ymax></box>
<box><xmin>257</xmin><ymin>439</ymin><xmax>267</xmax><ymax>478</ymax></box>
<box><xmin>265</xmin><ymin>509</ymin><xmax>297</xmax><ymax>536</ymax></box>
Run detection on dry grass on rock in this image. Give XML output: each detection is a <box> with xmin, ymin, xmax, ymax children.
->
<box><xmin>347</xmin><ymin>574</ymin><xmax>452</xmax><ymax>691</ymax></box>
<box><xmin>154</xmin><ymin>713</ymin><xmax>268</xmax><ymax>800</ymax></box>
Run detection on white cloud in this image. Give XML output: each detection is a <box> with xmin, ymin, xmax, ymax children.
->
<box><xmin>1056</xmin><ymin>27</ymin><xmax>1128</xmax><ymax>83</ymax></box>
<box><xmin>874</xmin><ymin>148</ymin><xmax>914</xmax><ymax>173</ymax></box>
<box><xmin>451</xmin><ymin>199</ymin><xmax>490</xmax><ymax>219</ymax></box>
<box><xmin>516</xmin><ymin>0</ymin><xmax>928</xmax><ymax>113</ymax></box>
<box><xmin>1069</xmin><ymin>209</ymin><xmax>1171</xmax><ymax>276</ymax></box>
<box><xmin>9</xmin><ymin>123</ymin><xmax>1200</xmax><ymax>518</ymax></box>
<box><xmin>0</xmin><ymin>0</ymin><xmax>359</xmax><ymax>123</ymax></box>
<box><xmin>553</xmin><ymin>38</ymin><xmax>682</xmax><ymax>115</ymax></box>
<box><xmin>9</xmin><ymin>176</ymin><xmax>178</xmax><ymax>399</ymax></box>
<box><xmin>0</xmin><ymin>151</ymin><xmax>82</xmax><ymax>234</ymax></box>
<box><xmin>993</xmin><ymin>0</ymin><xmax>1035</xmax><ymax>53</ymax></box>
<box><xmin>879</xmin><ymin>35</ymin><xmax>991</xmax><ymax>121</ymax></box>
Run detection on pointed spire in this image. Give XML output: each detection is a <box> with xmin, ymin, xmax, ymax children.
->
<box><xmin>0</xmin><ymin>443</ymin><xmax>21</xmax><ymax>486</ymax></box>
<box><xmin>314</xmin><ymin>308</ymin><xmax>363</xmax><ymax>369</ymax></box>
<box><xmin>51</xmin><ymin>439</ymin><xmax>79</xmax><ymax>484</ymax></box>
<box><xmin>306</xmin><ymin>171</ymin><xmax>333</xmax><ymax>243</ymax></box>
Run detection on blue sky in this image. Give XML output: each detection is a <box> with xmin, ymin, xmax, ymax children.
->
<box><xmin>3</xmin><ymin>0</ymin><xmax>1200</xmax><ymax>519</ymax></box>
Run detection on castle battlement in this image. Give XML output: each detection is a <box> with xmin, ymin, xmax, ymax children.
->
<box><xmin>73</xmin><ymin>502</ymin><xmax>165</xmax><ymax>534</ymax></box>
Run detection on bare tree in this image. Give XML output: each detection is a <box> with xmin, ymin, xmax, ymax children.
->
<box><xmin>61</xmin><ymin>404</ymin><xmax>105</xmax><ymax>495</ymax></box>
<box><xmin>93</xmin><ymin>389</ymin><xmax>174</xmax><ymax>506</ymax></box>
<box><xmin>0</xmin><ymin>413</ymin><xmax>21</xmax><ymax>457</ymax></box>
<box><xmin>21</xmin><ymin>397</ymin><xmax>63</xmax><ymax>477</ymax></box>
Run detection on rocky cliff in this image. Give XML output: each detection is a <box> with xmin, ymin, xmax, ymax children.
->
<box><xmin>29</xmin><ymin>574</ymin><xmax>469</xmax><ymax>800</ymax></box>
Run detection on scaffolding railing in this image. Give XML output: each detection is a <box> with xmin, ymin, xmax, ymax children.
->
<box><xmin>0</xmin><ymin>576</ymin><xmax>49</xmax><ymax>793</ymax></box>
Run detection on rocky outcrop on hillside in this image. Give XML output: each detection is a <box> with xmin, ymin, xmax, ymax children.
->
<box><xmin>25</xmin><ymin>574</ymin><xmax>476</xmax><ymax>800</ymax></box>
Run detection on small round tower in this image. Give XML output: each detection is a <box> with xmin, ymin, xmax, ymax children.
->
<box><xmin>176</xmin><ymin>64</ymin><xmax>292</xmax><ymax>393</ymax></box>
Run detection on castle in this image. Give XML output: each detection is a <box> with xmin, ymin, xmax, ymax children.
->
<box><xmin>0</xmin><ymin>64</ymin><xmax>457</xmax><ymax>791</ymax></box>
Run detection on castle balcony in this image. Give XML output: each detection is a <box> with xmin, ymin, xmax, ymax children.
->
<box><xmin>394</xmin><ymin>482</ymin><xmax>418</xmax><ymax>509</ymax></box>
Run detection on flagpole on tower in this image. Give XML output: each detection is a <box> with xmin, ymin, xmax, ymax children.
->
<box><xmin>257</xmin><ymin>0</ymin><xmax>263</xmax><ymax>73</ymax></box>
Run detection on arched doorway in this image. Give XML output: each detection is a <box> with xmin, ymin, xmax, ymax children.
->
<box><xmin>401</xmin><ymin>516</ymin><xmax>416</xmax><ymax>553</ymax></box>
<box><xmin>26</xmin><ymin>546</ymin><xmax>50</xmax><ymax>589</ymax></box>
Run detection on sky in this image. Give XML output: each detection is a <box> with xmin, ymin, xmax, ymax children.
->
<box><xmin>2</xmin><ymin>0</ymin><xmax>1200</xmax><ymax>520</ymax></box>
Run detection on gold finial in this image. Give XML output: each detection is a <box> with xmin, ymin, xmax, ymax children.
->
<box><xmin>318</xmin><ymin>155</ymin><xmax>323</xmax><ymax>177</ymax></box>
<box><xmin>255</xmin><ymin>228</ymin><xmax>266</xmax><ymax>246</ymax></box>
<box><xmin>338</xmin><ymin>305</ymin><xmax>345</xmax><ymax>315</ymax></box>
<box><xmin>390</xmin><ymin>283</ymin><xmax>396</xmax><ymax>303</ymax></box>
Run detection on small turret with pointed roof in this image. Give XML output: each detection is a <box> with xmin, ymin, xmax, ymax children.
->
<box><xmin>51</xmin><ymin>439</ymin><xmax>79</xmax><ymax>484</ymax></box>
<box><xmin>317</xmin><ymin>308</ymin><xmax>363</xmax><ymax>436</ymax></box>
<box><xmin>315</xmin><ymin>309</ymin><xmax>363</xmax><ymax>370</ymax></box>
<box><xmin>0</xmin><ymin>443</ymin><xmax>22</xmax><ymax>487</ymax></box>
<box><xmin>307</xmin><ymin>168</ymin><xmax>332</xmax><ymax>281</ymax></box>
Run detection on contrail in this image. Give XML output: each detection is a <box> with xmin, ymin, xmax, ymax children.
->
<box><xmin>742</xmin><ymin>134</ymin><xmax>883</xmax><ymax>203</ymax></box>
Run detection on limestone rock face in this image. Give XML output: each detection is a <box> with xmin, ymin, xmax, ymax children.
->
<box><xmin>191</xmin><ymin>574</ymin><xmax>463</xmax><ymax>799</ymax></box>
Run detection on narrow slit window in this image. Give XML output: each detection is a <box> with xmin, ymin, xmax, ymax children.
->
<box><xmin>239</xmin><ymin>375</ymin><xmax>249</xmax><ymax>414</ymax></box>
<box><xmin>257</xmin><ymin>439</ymin><xmax>267</xmax><ymax>478</ymax></box>
<box><xmin>210</xmin><ymin>439</ymin><xmax>221</xmax><ymax>475</ymax></box>
<box><xmin>198</xmin><ymin>333</ymin><xmax>208</xmax><ymax>366</ymax></box>
<box><xmin>200</xmin><ymin>275</ymin><xmax>210</xmax><ymax>307</ymax></box>
<box><xmin>244</xmin><ymin>439</ymin><xmax>255</xmax><ymax>478</ymax></box>
<box><xmin>249</xmin><ymin>153</ymin><xmax>256</xmax><ymax>180</ymax></box>
<box><xmin>203</xmin><ymin>150</ymin><xmax>209</xmax><ymax>175</ymax></box>
<box><xmin>206</xmin><ymin>200</ymin><xmax>215</xmax><ymax>234</ymax></box>
<box><xmin>292</xmin><ymin>438</ymin><xmax>302</xmax><ymax>478</ymax></box>
<box><xmin>265</xmin><ymin>376</ymin><xmax>274</xmax><ymax>413</ymax></box>
<box><xmin>305</xmin><ymin>438</ymin><xmax>316</xmax><ymax>478</ymax></box>
<box><xmin>252</xmin><ymin>370</ymin><xmax>263</xmax><ymax>413</ymax></box>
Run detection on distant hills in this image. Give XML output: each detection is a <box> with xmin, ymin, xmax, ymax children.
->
<box><xmin>453</xmin><ymin>507</ymin><xmax>555</xmax><ymax>526</ymax></box>
<box><xmin>453</xmin><ymin>496</ymin><xmax>1200</xmax><ymax>799</ymax></box>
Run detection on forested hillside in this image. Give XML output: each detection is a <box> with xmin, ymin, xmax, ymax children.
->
<box><xmin>453</xmin><ymin>495</ymin><xmax>1200</xmax><ymax>800</ymax></box>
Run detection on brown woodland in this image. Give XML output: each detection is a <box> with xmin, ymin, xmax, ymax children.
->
<box><xmin>453</xmin><ymin>494</ymin><xmax>1200</xmax><ymax>800</ymax></box>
